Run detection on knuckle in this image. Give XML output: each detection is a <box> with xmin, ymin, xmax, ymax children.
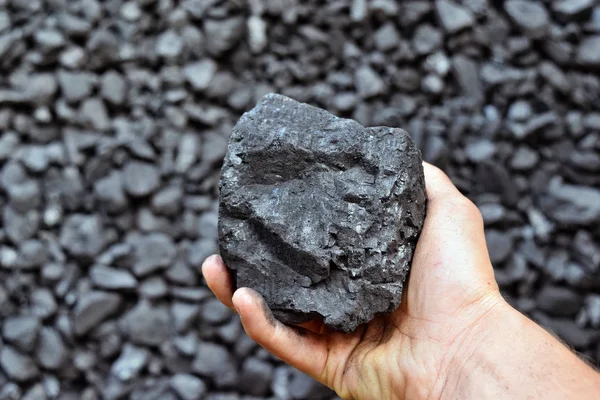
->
<box><xmin>427</xmin><ymin>163</ymin><xmax>447</xmax><ymax>178</ymax></box>
<box><xmin>424</xmin><ymin>163</ymin><xmax>449</xmax><ymax>183</ymax></box>
<box><xmin>448</xmin><ymin>195</ymin><xmax>482</xmax><ymax>221</ymax></box>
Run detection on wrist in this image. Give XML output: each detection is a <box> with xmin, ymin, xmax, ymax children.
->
<box><xmin>432</xmin><ymin>299</ymin><xmax>600</xmax><ymax>400</ymax></box>
<box><xmin>431</xmin><ymin>295</ymin><xmax>516</xmax><ymax>400</ymax></box>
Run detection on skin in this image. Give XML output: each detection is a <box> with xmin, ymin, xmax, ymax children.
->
<box><xmin>203</xmin><ymin>163</ymin><xmax>600</xmax><ymax>400</ymax></box>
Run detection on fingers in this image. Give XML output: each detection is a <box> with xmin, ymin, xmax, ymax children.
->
<box><xmin>201</xmin><ymin>255</ymin><xmax>235</xmax><ymax>309</ymax></box>
<box><xmin>232</xmin><ymin>288</ymin><xmax>329</xmax><ymax>377</ymax></box>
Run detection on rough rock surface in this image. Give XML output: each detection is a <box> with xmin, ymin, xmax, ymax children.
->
<box><xmin>219</xmin><ymin>94</ymin><xmax>427</xmax><ymax>332</ymax></box>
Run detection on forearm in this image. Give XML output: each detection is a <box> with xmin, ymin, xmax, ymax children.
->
<box><xmin>440</xmin><ymin>303</ymin><xmax>600</xmax><ymax>400</ymax></box>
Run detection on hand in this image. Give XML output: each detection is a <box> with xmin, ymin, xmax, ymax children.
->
<box><xmin>202</xmin><ymin>163</ymin><xmax>508</xmax><ymax>400</ymax></box>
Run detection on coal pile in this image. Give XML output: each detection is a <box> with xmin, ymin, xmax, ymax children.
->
<box><xmin>0</xmin><ymin>0</ymin><xmax>599</xmax><ymax>398</ymax></box>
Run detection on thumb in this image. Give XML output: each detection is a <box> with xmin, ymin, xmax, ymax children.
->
<box><xmin>231</xmin><ymin>287</ymin><xmax>334</xmax><ymax>378</ymax></box>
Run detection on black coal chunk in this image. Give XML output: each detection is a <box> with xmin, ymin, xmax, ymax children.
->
<box><xmin>218</xmin><ymin>94</ymin><xmax>427</xmax><ymax>332</ymax></box>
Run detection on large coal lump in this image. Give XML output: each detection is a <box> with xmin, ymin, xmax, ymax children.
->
<box><xmin>218</xmin><ymin>94</ymin><xmax>427</xmax><ymax>332</ymax></box>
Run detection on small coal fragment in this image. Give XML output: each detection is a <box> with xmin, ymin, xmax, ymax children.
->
<box><xmin>120</xmin><ymin>300</ymin><xmax>172</xmax><ymax>346</ymax></box>
<box><xmin>547</xmin><ymin>179</ymin><xmax>600</xmax><ymax>225</ymax></box>
<box><xmin>94</xmin><ymin>171</ymin><xmax>128</xmax><ymax>213</ymax></box>
<box><xmin>355</xmin><ymin>65</ymin><xmax>385</xmax><ymax>99</ymax></box>
<box><xmin>60</xmin><ymin>214</ymin><xmax>108</xmax><ymax>260</ymax></box>
<box><xmin>192</xmin><ymin>341</ymin><xmax>238</xmax><ymax>388</ymax></box>
<box><xmin>184</xmin><ymin>60</ymin><xmax>218</xmax><ymax>92</ymax></box>
<box><xmin>576</xmin><ymin>35</ymin><xmax>600</xmax><ymax>68</ymax></box>
<box><xmin>123</xmin><ymin>161</ymin><xmax>161</xmax><ymax>197</ymax></box>
<box><xmin>536</xmin><ymin>285</ymin><xmax>583</xmax><ymax>317</ymax></box>
<box><xmin>22</xmin><ymin>384</ymin><xmax>46</xmax><ymax>400</ymax></box>
<box><xmin>504</xmin><ymin>0</ymin><xmax>550</xmax><ymax>39</ymax></box>
<box><xmin>511</xmin><ymin>146</ymin><xmax>539</xmax><ymax>171</ymax></box>
<box><xmin>171</xmin><ymin>302</ymin><xmax>200</xmax><ymax>332</ymax></box>
<box><xmin>90</xmin><ymin>265</ymin><xmax>138</xmax><ymax>290</ymax></box>
<box><xmin>219</xmin><ymin>94</ymin><xmax>427</xmax><ymax>332</ymax></box>
<box><xmin>130</xmin><ymin>233</ymin><xmax>176</xmax><ymax>276</ymax></box>
<box><xmin>247</xmin><ymin>16</ymin><xmax>268</xmax><ymax>54</ymax></box>
<box><xmin>374</xmin><ymin>23</ymin><xmax>401</xmax><ymax>52</ymax></box>
<box><xmin>2</xmin><ymin>315</ymin><xmax>41</xmax><ymax>352</ymax></box>
<box><xmin>0</xmin><ymin>383</ymin><xmax>21</xmax><ymax>399</ymax></box>
<box><xmin>156</xmin><ymin>30</ymin><xmax>184</xmax><ymax>59</ymax></box>
<box><xmin>413</xmin><ymin>24</ymin><xmax>443</xmax><ymax>56</ymax></box>
<box><xmin>0</xmin><ymin>346</ymin><xmax>39</xmax><ymax>382</ymax></box>
<box><xmin>170</xmin><ymin>374</ymin><xmax>207</xmax><ymax>400</ymax></box>
<box><xmin>536</xmin><ymin>315</ymin><xmax>596</xmax><ymax>348</ymax></box>
<box><xmin>239</xmin><ymin>357</ymin><xmax>274</xmax><ymax>396</ymax></box>
<box><xmin>80</xmin><ymin>97</ymin><xmax>110</xmax><ymax>131</ymax></box>
<box><xmin>288</xmin><ymin>369</ymin><xmax>335</xmax><ymax>400</ymax></box>
<box><xmin>435</xmin><ymin>0</ymin><xmax>475</xmax><ymax>33</ymax></box>
<box><xmin>111</xmin><ymin>343</ymin><xmax>149</xmax><ymax>381</ymax></box>
<box><xmin>57</xmin><ymin>70</ymin><xmax>95</xmax><ymax>103</ymax></box>
<box><xmin>30</xmin><ymin>288</ymin><xmax>57</xmax><ymax>319</ymax></box>
<box><xmin>553</xmin><ymin>0</ymin><xmax>596</xmax><ymax>21</ymax></box>
<box><xmin>74</xmin><ymin>291</ymin><xmax>122</xmax><ymax>336</ymax></box>
<box><xmin>16</xmin><ymin>239</ymin><xmax>48</xmax><ymax>269</ymax></box>
<box><xmin>452</xmin><ymin>55</ymin><xmax>483</xmax><ymax>104</ymax></box>
<box><xmin>200</xmin><ymin>298</ymin><xmax>232</xmax><ymax>325</ymax></box>
<box><xmin>151</xmin><ymin>185</ymin><xmax>184</xmax><ymax>216</ymax></box>
<box><xmin>139</xmin><ymin>277</ymin><xmax>169</xmax><ymax>299</ymax></box>
<box><xmin>204</xmin><ymin>17</ymin><xmax>244</xmax><ymax>56</ymax></box>
<box><xmin>587</xmin><ymin>295</ymin><xmax>600</xmax><ymax>328</ymax></box>
<box><xmin>539</xmin><ymin>61</ymin><xmax>570</xmax><ymax>94</ymax></box>
<box><xmin>36</xmin><ymin>327</ymin><xmax>67</xmax><ymax>370</ymax></box>
<box><xmin>507</xmin><ymin>100</ymin><xmax>532</xmax><ymax>122</ymax></box>
<box><xmin>101</xmin><ymin>71</ymin><xmax>128</xmax><ymax>106</ymax></box>
<box><xmin>465</xmin><ymin>139</ymin><xmax>496</xmax><ymax>163</ymax></box>
<box><xmin>174</xmin><ymin>333</ymin><xmax>199</xmax><ymax>357</ymax></box>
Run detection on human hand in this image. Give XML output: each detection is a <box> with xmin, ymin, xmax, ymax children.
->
<box><xmin>202</xmin><ymin>162</ymin><xmax>509</xmax><ymax>400</ymax></box>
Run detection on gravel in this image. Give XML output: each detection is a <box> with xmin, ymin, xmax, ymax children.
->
<box><xmin>536</xmin><ymin>285</ymin><xmax>584</xmax><ymax>317</ymax></box>
<box><xmin>111</xmin><ymin>343</ymin><xmax>149</xmax><ymax>382</ymax></box>
<box><xmin>73</xmin><ymin>291</ymin><xmax>122</xmax><ymax>336</ymax></box>
<box><xmin>120</xmin><ymin>300</ymin><xmax>172</xmax><ymax>346</ymax></box>
<box><xmin>170</xmin><ymin>374</ymin><xmax>207</xmax><ymax>400</ymax></box>
<box><xmin>90</xmin><ymin>264</ymin><xmax>138</xmax><ymax>290</ymax></box>
<box><xmin>2</xmin><ymin>316</ymin><xmax>41</xmax><ymax>352</ymax></box>
<box><xmin>239</xmin><ymin>358</ymin><xmax>275</xmax><ymax>396</ymax></box>
<box><xmin>130</xmin><ymin>233</ymin><xmax>176</xmax><ymax>276</ymax></box>
<box><xmin>413</xmin><ymin>24</ymin><xmax>444</xmax><ymax>55</ymax></box>
<box><xmin>184</xmin><ymin>60</ymin><xmax>218</xmax><ymax>92</ymax></box>
<box><xmin>576</xmin><ymin>35</ymin><xmax>600</xmax><ymax>67</ymax></box>
<box><xmin>192</xmin><ymin>342</ymin><xmax>238</xmax><ymax>388</ymax></box>
<box><xmin>504</xmin><ymin>0</ymin><xmax>550</xmax><ymax>39</ymax></box>
<box><xmin>122</xmin><ymin>161</ymin><xmax>161</xmax><ymax>198</ymax></box>
<box><xmin>36</xmin><ymin>327</ymin><xmax>67</xmax><ymax>370</ymax></box>
<box><xmin>0</xmin><ymin>0</ymin><xmax>598</xmax><ymax>397</ymax></box>
<box><xmin>0</xmin><ymin>347</ymin><xmax>39</xmax><ymax>382</ymax></box>
<box><xmin>354</xmin><ymin>65</ymin><xmax>385</xmax><ymax>98</ymax></box>
<box><xmin>435</xmin><ymin>0</ymin><xmax>475</xmax><ymax>33</ymax></box>
<box><xmin>59</xmin><ymin>214</ymin><xmax>108</xmax><ymax>260</ymax></box>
